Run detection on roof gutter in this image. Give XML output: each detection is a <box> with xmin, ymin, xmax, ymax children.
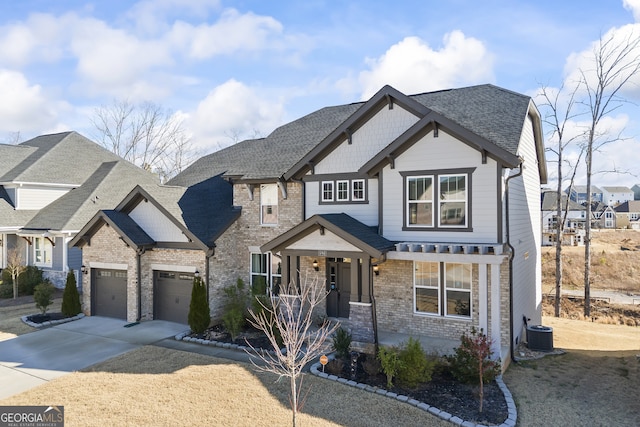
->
<box><xmin>505</xmin><ymin>158</ymin><xmax>524</xmax><ymax>365</ymax></box>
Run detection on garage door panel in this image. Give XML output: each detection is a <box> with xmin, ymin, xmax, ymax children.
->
<box><xmin>93</xmin><ymin>269</ymin><xmax>127</xmax><ymax>320</ymax></box>
<box><xmin>154</xmin><ymin>271</ymin><xmax>193</xmax><ymax>324</ymax></box>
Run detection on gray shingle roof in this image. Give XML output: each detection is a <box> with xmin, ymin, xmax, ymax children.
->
<box><xmin>171</xmin><ymin>84</ymin><xmax>538</xmax><ymax>187</ymax></box>
<box><xmin>1</xmin><ymin>131</ymin><xmax>124</xmax><ymax>185</ymax></box>
<box><xmin>0</xmin><ymin>185</ymin><xmax>38</xmax><ymax>228</ymax></box>
<box><xmin>317</xmin><ymin>213</ymin><xmax>396</xmax><ymax>254</ymax></box>
<box><xmin>23</xmin><ymin>160</ymin><xmax>160</xmax><ymax>232</ymax></box>
<box><xmin>541</xmin><ymin>191</ymin><xmax>585</xmax><ymax>211</ymax></box>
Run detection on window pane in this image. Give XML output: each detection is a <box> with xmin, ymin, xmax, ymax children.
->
<box><xmin>251</xmin><ymin>253</ymin><xmax>267</xmax><ymax>274</ymax></box>
<box><xmin>415</xmin><ymin>262</ymin><xmax>438</xmax><ymax>286</ymax></box>
<box><xmin>352</xmin><ymin>180</ymin><xmax>365</xmax><ymax>201</ymax></box>
<box><xmin>440</xmin><ymin>202</ymin><xmax>465</xmax><ymax>225</ymax></box>
<box><xmin>446</xmin><ymin>290</ymin><xmax>470</xmax><ymax>317</ymax></box>
<box><xmin>409</xmin><ymin>202</ymin><xmax>433</xmax><ymax>226</ymax></box>
<box><xmin>408</xmin><ymin>177</ymin><xmax>432</xmax><ymax>201</ymax></box>
<box><xmin>439</xmin><ymin>175</ymin><xmax>466</xmax><ymax>227</ymax></box>
<box><xmin>337</xmin><ymin>181</ymin><xmax>349</xmax><ymax>201</ymax></box>
<box><xmin>322</xmin><ymin>181</ymin><xmax>333</xmax><ymax>201</ymax></box>
<box><xmin>416</xmin><ymin>288</ymin><xmax>439</xmax><ymax>314</ymax></box>
<box><xmin>261</xmin><ymin>184</ymin><xmax>278</xmax><ymax>224</ymax></box>
<box><xmin>445</xmin><ymin>263</ymin><xmax>471</xmax><ymax>290</ymax></box>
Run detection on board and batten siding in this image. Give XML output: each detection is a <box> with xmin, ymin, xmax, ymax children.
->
<box><xmin>129</xmin><ymin>201</ymin><xmax>189</xmax><ymax>242</ymax></box>
<box><xmin>313</xmin><ymin>105</ymin><xmax>420</xmax><ymax>174</ymax></box>
<box><xmin>508</xmin><ymin>114</ymin><xmax>542</xmax><ymax>345</ymax></box>
<box><xmin>15</xmin><ymin>186</ymin><xmax>71</xmax><ymax>210</ymax></box>
<box><xmin>305</xmin><ymin>178</ymin><xmax>379</xmax><ymax>227</ymax></box>
<box><xmin>381</xmin><ymin>129</ymin><xmax>499</xmax><ymax>243</ymax></box>
<box><xmin>286</xmin><ymin>229</ymin><xmax>361</xmax><ymax>252</ymax></box>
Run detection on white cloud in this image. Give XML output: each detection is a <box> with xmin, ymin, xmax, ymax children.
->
<box><xmin>187</xmin><ymin>79</ymin><xmax>284</xmax><ymax>151</ymax></box>
<box><xmin>355</xmin><ymin>32</ymin><xmax>494</xmax><ymax>99</ymax></box>
<box><xmin>624</xmin><ymin>0</ymin><xmax>640</xmax><ymax>22</ymax></box>
<box><xmin>126</xmin><ymin>0</ymin><xmax>221</xmax><ymax>35</ymax></box>
<box><xmin>0</xmin><ymin>69</ymin><xmax>60</xmax><ymax>132</ymax></box>
<box><xmin>168</xmin><ymin>9</ymin><xmax>284</xmax><ymax>59</ymax></box>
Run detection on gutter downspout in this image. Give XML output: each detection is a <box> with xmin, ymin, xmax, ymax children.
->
<box><xmin>505</xmin><ymin>159</ymin><xmax>523</xmax><ymax>364</ymax></box>
<box><xmin>205</xmin><ymin>248</ymin><xmax>214</xmax><ymax>301</ymax></box>
<box><xmin>136</xmin><ymin>248</ymin><xmax>145</xmax><ymax>322</ymax></box>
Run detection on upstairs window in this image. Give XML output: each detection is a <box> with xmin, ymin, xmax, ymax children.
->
<box><xmin>352</xmin><ymin>179</ymin><xmax>365</xmax><ymax>201</ymax></box>
<box><xmin>403</xmin><ymin>169</ymin><xmax>472</xmax><ymax>231</ymax></box>
<box><xmin>322</xmin><ymin>181</ymin><xmax>334</xmax><ymax>202</ymax></box>
<box><xmin>260</xmin><ymin>184</ymin><xmax>278</xmax><ymax>225</ymax></box>
<box><xmin>336</xmin><ymin>180</ymin><xmax>349</xmax><ymax>201</ymax></box>
<box><xmin>319</xmin><ymin>178</ymin><xmax>367</xmax><ymax>204</ymax></box>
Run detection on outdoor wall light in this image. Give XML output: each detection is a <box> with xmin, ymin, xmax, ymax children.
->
<box><xmin>194</xmin><ymin>269</ymin><xmax>200</xmax><ymax>277</ymax></box>
<box><xmin>81</xmin><ymin>265</ymin><xmax>88</xmax><ymax>275</ymax></box>
<box><xmin>373</xmin><ymin>265</ymin><xmax>380</xmax><ymax>276</ymax></box>
<box><xmin>312</xmin><ymin>260</ymin><xmax>319</xmax><ymax>271</ymax></box>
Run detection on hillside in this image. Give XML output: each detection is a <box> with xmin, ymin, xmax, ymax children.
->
<box><xmin>541</xmin><ymin>229</ymin><xmax>640</xmax><ymax>325</ymax></box>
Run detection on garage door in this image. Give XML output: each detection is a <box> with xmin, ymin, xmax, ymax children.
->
<box><xmin>92</xmin><ymin>269</ymin><xmax>127</xmax><ymax>319</ymax></box>
<box><xmin>154</xmin><ymin>271</ymin><xmax>194</xmax><ymax>324</ymax></box>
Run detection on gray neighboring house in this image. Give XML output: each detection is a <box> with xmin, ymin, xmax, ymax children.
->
<box><xmin>540</xmin><ymin>190</ymin><xmax>586</xmax><ymax>246</ymax></box>
<box><xmin>71</xmin><ymin>84</ymin><xmax>547</xmax><ymax>369</ymax></box>
<box><xmin>0</xmin><ymin>131</ymin><xmax>159</xmax><ymax>287</ymax></box>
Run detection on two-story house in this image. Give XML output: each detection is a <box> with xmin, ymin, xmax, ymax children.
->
<box><xmin>541</xmin><ymin>190</ymin><xmax>586</xmax><ymax>246</ymax></box>
<box><xmin>70</xmin><ymin>84</ymin><xmax>546</xmax><ymax>369</ymax></box>
<box><xmin>601</xmin><ymin>186</ymin><xmax>634</xmax><ymax>207</ymax></box>
<box><xmin>0</xmin><ymin>132</ymin><xmax>159</xmax><ymax>287</ymax></box>
<box><xmin>566</xmin><ymin>185</ymin><xmax>602</xmax><ymax>205</ymax></box>
<box><xmin>614</xmin><ymin>200</ymin><xmax>640</xmax><ymax>229</ymax></box>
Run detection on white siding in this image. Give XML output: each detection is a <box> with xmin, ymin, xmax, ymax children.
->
<box><xmin>509</xmin><ymin>114</ymin><xmax>542</xmax><ymax>345</ymax></box>
<box><xmin>305</xmin><ymin>178</ymin><xmax>379</xmax><ymax>226</ymax></box>
<box><xmin>381</xmin><ymin>129</ymin><xmax>499</xmax><ymax>242</ymax></box>
<box><xmin>286</xmin><ymin>229</ymin><xmax>361</xmax><ymax>252</ymax></box>
<box><xmin>314</xmin><ymin>106</ymin><xmax>419</xmax><ymax>174</ymax></box>
<box><xmin>16</xmin><ymin>186</ymin><xmax>70</xmax><ymax>210</ymax></box>
<box><xmin>129</xmin><ymin>201</ymin><xmax>189</xmax><ymax>242</ymax></box>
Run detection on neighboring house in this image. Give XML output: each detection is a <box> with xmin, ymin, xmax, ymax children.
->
<box><xmin>0</xmin><ymin>132</ymin><xmax>159</xmax><ymax>286</ymax></box>
<box><xmin>590</xmin><ymin>202</ymin><xmax>617</xmax><ymax>229</ymax></box>
<box><xmin>632</xmin><ymin>184</ymin><xmax>640</xmax><ymax>200</ymax></box>
<box><xmin>601</xmin><ymin>186</ymin><xmax>634</xmax><ymax>207</ymax></box>
<box><xmin>614</xmin><ymin>200</ymin><xmax>640</xmax><ymax>229</ymax></box>
<box><xmin>70</xmin><ymin>84</ymin><xmax>547</xmax><ymax>369</ymax></box>
<box><xmin>540</xmin><ymin>190</ymin><xmax>586</xmax><ymax>246</ymax></box>
<box><xmin>566</xmin><ymin>185</ymin><xmax>602</xmax><ymax>204</ymax></box>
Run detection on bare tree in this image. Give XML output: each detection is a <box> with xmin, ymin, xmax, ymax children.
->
<box><xmin>576</xmin><ymin>31</ymin><xmax>640</xmax><ymax>316</ymax></box>
<box><xmin>91</xmin><ymin>100</ymin><xmax>200</xmax><ymax>182</ymax></box>
<box><xmin>538</xmin><ymin>84</ymin><xmax>584</xmax><ymax>316</ymax></box>
<box><xmin>6</xmin><ymin>248</ymin><xmax>26</xmax><ymax>299</ymax></box>
<box><xmin>246</xmin><ymin>274</ymin><xmax>339</xmax><ymax>427</ymax></box>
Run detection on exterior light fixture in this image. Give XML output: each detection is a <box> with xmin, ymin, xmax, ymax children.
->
<box><xmin>81</xmin><ymin>265</ymin><xmax>88</xmax><ymax>275</ymax></box>
<box><xmin>194</xmin><ymin>270</ymin><xmax>200</xmax><ymax>277</ymax></box>
<box><xmin>312</xmin><ymin>260</ymin><xmax>319</xmax><ymax>271</ymax></box>
<box><xmin>373</xmin><ymin>265</ymin><xmax>380</xmax><ymax>276</ymax></box>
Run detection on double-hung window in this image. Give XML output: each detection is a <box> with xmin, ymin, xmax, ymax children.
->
<box><xmin>336</xmin><ymin>180</ymin><xmax>349</xmax><ymax>202</ymax></box>
<box><xmin>319</xmin><ymin>178</ymin><xmax>368</xmax><ymax>204</ymax></box>
<box><xmin>260</xmin><ymin>184</ymin><xmax>278</xmax><ymax>225</ymax></box>
<box><xmin>404</xmin><ymin>169</ymin><xmax>472</xmax><ymax>230</ymax></box>
<box><xmin>414</xmin><ymin>261</ymin><xmax>471</xmax><ymax>318</ymax></box>
<box><xmin>352</xmin><ymin>179</ymin><xmax>365</xmax><ymax>201</ymax></box>
<box><xmin>34</xmin><ymin>237</ymin><xmax>52</xmax><ymax>267</ymax></box>
<box><xmin>321</xmin><ymin>181</ymin><xmax>334</xmax><ymax>202</ymax></box>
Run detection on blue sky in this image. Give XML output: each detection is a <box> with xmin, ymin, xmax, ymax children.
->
<box><xmin>0</xmin><ymin>0</ymin><xmax>639</xmax><ymax>187</ymax></box>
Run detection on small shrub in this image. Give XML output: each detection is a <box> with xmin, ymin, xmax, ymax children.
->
<box><xmin>0</xmin><ymin>282</ymin><xmax>13</xmax><ymax>299</ymax></box>
<box><xmin>19</xmin><ymin>266</ymin><xmax>43</xmax><ymax>295</ymax></box>
<box><xmin>34</xmin><ymin>281</ymin><xmax>55</xmax><ymax>315</ymax></box>
<box><xmin>447</xmin><ymin>328</ymin><xmax>500</xmax><ymax>384</ymax></box>
<box><xmin>61</xmin><ymin>270</ymin><xmax>82</xmax><ymax>316</ymax></box>
<box><xmin>1</xmin><ymin>269</ymin><xmax>12</xmax><ymax>285</ymax></box>
<box><xmin>396</xmin><ymin>337</ymin><xmax>435</xmax><ymax>388</ymax></box>
<box><xmin>362</xmin><ymin>354</ymin><xmax>381</xmax><ymax>376</ymax></box>
<box><xmin>378</xmin><ymin>346</ymin><xmax>401</xmax><ymax>389</ymax></box>
<box><xmin>222</xmin><ymin>278</ymin><xmax>249</xmax><ymax>340</ymax></box>
<box><xmin>332</xmin><ymin>327</ymin><xmax>352</xmax><ymax>360</ymax></box>
<box><xmin>325</xmin><ymin>358</ymin><xmax>344</xmax><ymax>375</ymax></box>
<box><xmin>188</xmin><ymin>276</ymin><xmax>210</xmax><ymax>334</ymax></box>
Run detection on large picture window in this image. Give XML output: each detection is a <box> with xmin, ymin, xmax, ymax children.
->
<box><xmin>414</xmin><ymin>261</ymin><xmax>472</xmax><ymax>318</ymax></box>
<box><xmin>251</xmin><ymin>252</ymin><xmax>282</xmax><ymax>295</ymax></box>
<box><xmin>260</xmin><ymin>184</ymin><xmax>278</xmax><ymax>225</ymax></box>
<box><xmin>403</xmin><ymin>169</ymin><xmax>472</xmax><ymax>230</ymax></box>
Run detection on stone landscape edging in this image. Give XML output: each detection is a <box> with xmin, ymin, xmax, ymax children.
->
<box><xmin>21</xmin><ymin>313</ymin><xmax>85</xmax><ymax>328</ymax></box>
<box><xmin>174</xmin><ymin>330</ymin><xmax>282</xmax><ymax>357</ymax></box>
<box><xmin>309</xmin><ymin>359</ymin><xmax>517</xmax><ymax>427</ymax></box>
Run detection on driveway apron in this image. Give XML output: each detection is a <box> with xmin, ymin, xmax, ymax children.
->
<box><xmin>0</xmin><ymin>316</ymin><xmax>188</xmax><ymax>400</ymax></box>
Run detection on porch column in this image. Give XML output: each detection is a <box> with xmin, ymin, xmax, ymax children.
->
<box><xmin>490</xmin><ymin>263</ymin><xmax>501</xmax><ymax>357</ymax></box>
<box><xmin>360</xmin><ymin>257</ymin><xmax>371</xmax><ymax>303</ymax></box>
<box><xmin>478</xmin><ymin>264</ymin><xmax>488</xmax><ymax>333</ymax></box>
<box><xmin>350</xmin><ymin>257</ymin><xmax>359</xmax><ymax>302</ymax></box>
<box><xmin>281</xmin><ymin>251</ymin><xmax>291</xmax><ymax>289</ymax></box>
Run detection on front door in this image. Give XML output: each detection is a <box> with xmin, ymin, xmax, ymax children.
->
<box><xmin>326</xmin><ymin>260</ymin><xmax>350</xmax><ymax>318</ymax></box>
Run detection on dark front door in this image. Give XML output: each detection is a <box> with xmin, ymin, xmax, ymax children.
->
<box><xmin>326</xmin><ymin>260</ymin><xmax>350</xmax><ymax>318</ymax></box>
<box><xmin>93</xmin><ymin>269</ymin><xmax>127</xmax><ymax>319</ymax></box>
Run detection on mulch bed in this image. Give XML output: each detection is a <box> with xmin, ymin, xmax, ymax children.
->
<box><xmin>327</xmin><ymin>354</ymin><xmax>508</xmax><ymax>426</ymax></box>
<box><xmin>187</xmin><ymin>324</ymin><xmax>274</xmax><ymax>350</ymax></box>
<box><xmin>25</xmin><ymin>312</ymin><xmax>70</xmax><ymax>324</ymax></box>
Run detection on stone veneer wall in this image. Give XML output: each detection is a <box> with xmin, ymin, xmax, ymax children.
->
<box><xmin>374</xmin><ymin>259</ymin><xmax>484</xmax><ymax>342</ymax></box>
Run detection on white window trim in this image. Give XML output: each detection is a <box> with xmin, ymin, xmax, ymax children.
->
<box><xmin>406</xmin><ymin>175</ymin><xmax>434</xmax><ymax>228</ymax></box>
<box><xmin>413</xmin><ymin>261</ymin><xmax>441</xmax><ymax>316</ymax></box>
<box><xmin>321</xmin><ymin>181</ymin><xmax>334</xmax><ymax>202</ymax></box>
<box><xmin>33</xmin><ymin>236</ymin><xmax>52</xmax><ymax>268</ymax></box>
<box><xmin>438</xmin><ymin>173</ymin><xmax>468</xmax><ymax>229</ymax></box>
<box><xmin>444</xmin><ymin>262</ymin><xmax>472</xmax><ymax>319</ymax></box>
<box><xmin>352</xmin><ymin>179</ymin><xmax>365</xmax><ymax>201</ymax></box>
<box><xmin>260</xmin><ymin>183</ymin><xmax>278</xmax><ymax>226</ymax></box>
<box><xmin>336</xmin><ymin>180</ymin><xmax>349</xmax><ymax>202</ymax></box>
<box><xmin>413</xmin><ymin>261</ymin><xmax>472</xmax><ymax>319</ymax></box>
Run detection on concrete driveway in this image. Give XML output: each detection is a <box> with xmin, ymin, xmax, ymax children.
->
<box><xmin>0</xmin><ymin>316</ymin><xmax>188</xmax><ymax>400</ymax></box>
